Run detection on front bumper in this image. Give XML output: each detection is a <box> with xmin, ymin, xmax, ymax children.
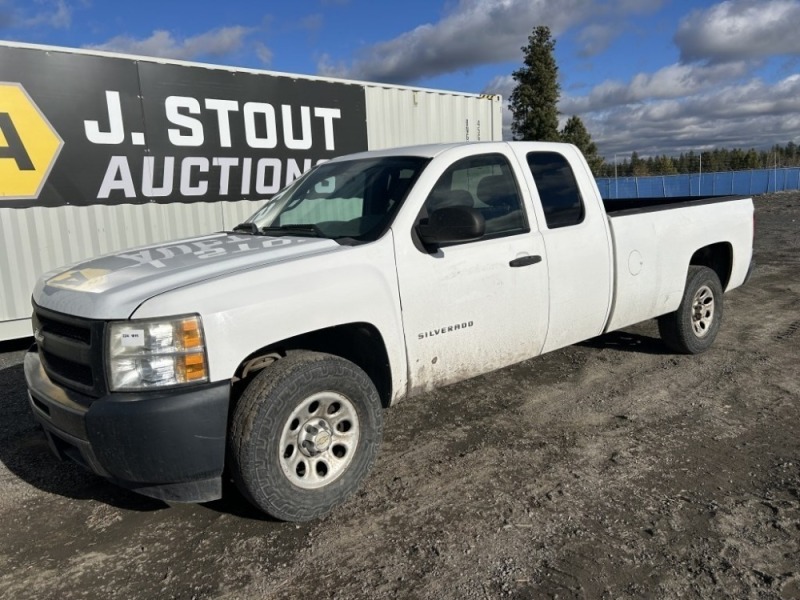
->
<box><xmin>24</xmin><ymin>349</ymin><xmax>230</xmax><ymax>503</ymax></box>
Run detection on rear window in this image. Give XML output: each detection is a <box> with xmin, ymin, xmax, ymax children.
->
<box><xmin>526</xmin><ymin>152</ymin><xmax>584</xmax><ymax>229</ymax></box>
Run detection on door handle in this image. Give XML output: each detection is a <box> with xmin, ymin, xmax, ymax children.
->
<box><xmin>509</xmin><ymin>255</ymin><xmax>542</xmax><ymax>267</ymax></box>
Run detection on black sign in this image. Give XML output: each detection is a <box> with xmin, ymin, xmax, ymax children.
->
<box><xmin>0</xmin><ymin>45</ymin><xmax>369</xmax><ymax>208</ymax></box>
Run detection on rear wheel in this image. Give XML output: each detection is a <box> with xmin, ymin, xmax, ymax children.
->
<box><xmin>658</xmin><ymin>266</ymin><xmax>723</xmax><ymax>354</ymax></box>
<box><xmin>229</xmin><ymin>351</ymin><xmax>383</xmax><ymax>521</ymax></box>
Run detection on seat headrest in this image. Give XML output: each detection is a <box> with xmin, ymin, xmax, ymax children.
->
<box><xmin>477</xmin><ymin>175</ymin><xmax>518</xmax><ymax>207</ymax></box>
<box><xmin>427</xmin><ymin>189</ymin><xmax>474</xmax><ymax>211</ymax></box>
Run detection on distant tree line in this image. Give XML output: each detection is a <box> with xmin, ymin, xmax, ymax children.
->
<box><xmin>507</xmin><ymin>25</ymin><xmax>795</xmax><ymax>179</ymax></box>
<box><xmin>597</xmin><ymin>144</ymin><xmax>800</xmax><ymax>178</ymax></box>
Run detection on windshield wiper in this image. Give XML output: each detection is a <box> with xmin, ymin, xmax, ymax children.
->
<box><xmin>261</xmin><ymin>224</ymin><xmax>325</xmax><ymax>238</ymax></box>
<box><xmin>232</xmin><ymin>222</ymin><xmax>260</xmax><ymax>234</ymax></box>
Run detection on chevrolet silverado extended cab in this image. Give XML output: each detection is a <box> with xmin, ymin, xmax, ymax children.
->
<box><xmin>25</xmin><ymin>142</ymin><xmax>754</xmax><ymax>521</ymax></box>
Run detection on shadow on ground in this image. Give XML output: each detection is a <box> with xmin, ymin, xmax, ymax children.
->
<box><xmin>579</xmin><ymin>330</ymin><xmax>671</xmax><ymax>355</ymax></box>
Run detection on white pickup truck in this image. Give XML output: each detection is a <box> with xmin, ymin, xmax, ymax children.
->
<box><xmin>25</xmin><ymin>141</ymin><xmax>754</xmax><ymax>521</ymax></box>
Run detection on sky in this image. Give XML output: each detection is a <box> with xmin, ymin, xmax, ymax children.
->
<box><xmin>2</xmin><ymin>0</ymin><xmax>799</xmax><ymax>160</ymax></box>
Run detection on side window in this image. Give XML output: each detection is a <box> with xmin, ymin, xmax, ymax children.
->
<box><xmin>422</xmin><ymin>153</ymin><xmax>527</xmax><ymax>238</ymax></box>
<box><xmin>526</xmin><ymin>152</ymin><xmax>585</xmax><ymax>228</ymax></box>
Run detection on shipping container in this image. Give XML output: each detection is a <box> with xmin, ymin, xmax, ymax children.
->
<box><xmin>0</xmin><ymin>41</ymin><xmax>503</xmax><ymax>340</ymax></box>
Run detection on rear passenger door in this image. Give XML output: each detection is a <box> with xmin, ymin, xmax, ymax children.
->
<box><xmin>512</xmin><ymin>146</ymin><xmax>613</xmax><ymax>352</ymax></box>
<box><xmin>393</xmin><ymin>150</ymin><xmax>550</xmax><ymax>394</ymax></box>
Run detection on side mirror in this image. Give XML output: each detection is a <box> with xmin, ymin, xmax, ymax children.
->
<box><xmin>417</xmin><ymin>206</ymin><xmax>485</xmax><ymax>246</ymax></box>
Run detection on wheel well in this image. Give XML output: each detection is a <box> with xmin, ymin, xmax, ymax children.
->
<box><xmin>690</xmin><ymin>242</ymin><xmax>733</xmax><ymax>290</ymax></box>
<box><xmin>233</xmin><ymin>323</ymin><xmax>393</xmax><ymax>408</ymax></box>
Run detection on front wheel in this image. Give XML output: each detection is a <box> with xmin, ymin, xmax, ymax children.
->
<box><xmin>658</xmin><ymin>266</ymin><xmax>724</xmax><ymax>354</ymax></box>
<box><xmin>229</xmin><ymin>351</ymin><xmax>383</xmax><ymax>521</ymax></box>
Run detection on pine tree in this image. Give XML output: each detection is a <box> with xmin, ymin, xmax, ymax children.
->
<box><xmin>629</xmin><ymin>151</ymin><xmax>649</xmax><ymax>176</ymax></box>
<box><xmin>653</xmin><ymin>155</ymin><xmax>677</xmax><ymax>175</ymax></box>
<box><xmin>509</xmin><ymin>26</ymin><xmax>561</xmax><ymax>142</ymax></box>
<box><xmin>560</xmin><ymin>115</ymin><xmax>603</xmax><ymax>175</ymax></box>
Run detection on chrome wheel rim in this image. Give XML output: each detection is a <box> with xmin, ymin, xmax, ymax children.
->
<box><xmin>692</xmin><ymin>284</ymin><xmax>715</xmax><ymax>337</ymax></box>
<box><xmin>279</xmin><ymin>391</ymin><xmax>360</xmax><ymax>489</ymax></box>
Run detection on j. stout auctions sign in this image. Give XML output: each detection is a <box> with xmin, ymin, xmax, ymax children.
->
<box><xmin>0</xmin><ymin>45</ymin><xmax>368</xmax><ymax>208</ymax></box>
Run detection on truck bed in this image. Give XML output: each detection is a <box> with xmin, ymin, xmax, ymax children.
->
<box><xmin>602</xmin><ymin>195</ymin><xmax>750</xmax><ymax>216</ymax></box>
<box><xmin>602</xmin><ymin>194</ymin><xmax>754</xmax><ymax>334</ymax></box>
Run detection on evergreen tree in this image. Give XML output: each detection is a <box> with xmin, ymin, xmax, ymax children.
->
<box><xmin>597</xmin><ymin>141</ymin><xmax>800</xmax><ymax>176</ymax></box>
<box><xmin>654</xmin><ymin>155</ymin><xmax>677</xmax><ymax>175</ymax></box>
<box><xmin>629</xmin><ymin>151</ymin><xmax>650</xmax><ymax>176</ymax></box>
<box><xmin>561</xmin><ymin>115</ymin><xmax>603</xmax><ymax>175</ymax></box>
<box><xmin>509</xmin><ymin>26</ymin><xmax>561</xmax><ymax>142</ymax></box>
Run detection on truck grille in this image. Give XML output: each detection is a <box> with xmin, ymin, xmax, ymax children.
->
<box><xmin>33</xmin><ymin>305</ymin><xmax>107</xmax><ymax>398</ymax></box>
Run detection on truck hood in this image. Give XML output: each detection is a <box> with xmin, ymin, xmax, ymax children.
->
<box><xmin>33</xmin><ymin>233</ymin><xmax>341</xmax><ymax>319</ymax></box>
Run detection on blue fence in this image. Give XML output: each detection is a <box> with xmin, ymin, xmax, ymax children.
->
<box><xmin>596</xmin><ymin>167</ymin><xmax>800</xmax><ymax>199</ymax></box>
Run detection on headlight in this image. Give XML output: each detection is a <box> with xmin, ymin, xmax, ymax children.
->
<box><xmin>108</xmin><ymin>315</ymin><xmax>208</xmax><ymax>390</ymax></box>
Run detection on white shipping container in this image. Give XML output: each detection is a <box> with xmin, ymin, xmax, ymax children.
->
<box><xmin>0</xmin><ymin>42</ymin><xmax>502</xmax><ymax>340</ymax></box>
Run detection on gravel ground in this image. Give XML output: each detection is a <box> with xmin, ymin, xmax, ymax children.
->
<box><xmin>1</xmin><ymin>192</ymin><xmax>798</xmax><ymax>600</ymax></box>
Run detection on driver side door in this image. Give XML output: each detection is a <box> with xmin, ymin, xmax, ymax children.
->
<box><xmin>393</xmin><ymin>151</ymin><xmax>550</xmax><ymax>395</ymax></box>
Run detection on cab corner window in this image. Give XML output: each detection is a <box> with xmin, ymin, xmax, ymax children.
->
<box><xmin>422</xmin><ymin>153</ymin><xmax>527</xmax><ymax>240</ymax></box>
<box><xmin>526</xmin><ymin>152</ymin><xmax>585</xmax><ymax>229</ymax></box>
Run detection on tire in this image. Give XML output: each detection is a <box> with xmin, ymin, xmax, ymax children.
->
<box><xmin>229</xmin><ymin>351</ymin><xmax>383</xmax><ymax>522</ymax></box>
<box><xmin>658</xmin><ymin>266</ymin><xmax>723</xmax><ymax>354</ymax></box>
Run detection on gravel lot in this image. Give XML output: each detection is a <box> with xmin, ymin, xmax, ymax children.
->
<box><xmin>1</xmin><ymin>192</ymin><xmax>798</xmax><ymax>600</ymax></box>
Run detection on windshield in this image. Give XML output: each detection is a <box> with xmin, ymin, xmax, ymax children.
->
<box><xmin>244</xmin><ymin>156</ymin><xmax>430</xmax><ymax>242</ymax></box>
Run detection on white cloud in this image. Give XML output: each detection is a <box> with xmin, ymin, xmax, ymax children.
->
<box><xmin>12</xmin><ymin>0</ymin><xmax>71</xmax><ymax>29</ymax></box>
<box><xmin>675</xmin><ymin>0</ymin><xmax>800</xmax><ymax>63</ymax></box>
<box><xmin>319</xmin><ymin>0</ymin><xmax>596</xmax><ymax>83</ymax></box>
<box><xmin>255</xmin><ymin>41</ymin><xmax>273</xmax><ymax>66</ymax></box>
<box><xmin>87</xmin><ymin>26</ymin><xmax>254</xmax><ymax>61</ymax></box>
<box><xmin>576</xmin><ymin>74</ymin><xmax>800</xmax><ymax>156</ymax></box>
<box><xmin>483</xmin><ymin>74</ymin><xmax>514</xmax><ymax>97</ymax></box>
<box><xmin>576</xmin><ymin>23</ymin><xmax>618</xmax><ymax>57</ymax></box>
<box><xmin>560</xmin><ymin>61</ymin><xmax>752</xmax><ymax>114</ymax></box>
<box><xmin>482</xmin><ymin>61</ymin><xmax>800</xmax><ymax>156</ymax></box>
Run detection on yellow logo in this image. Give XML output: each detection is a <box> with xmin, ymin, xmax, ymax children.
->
<box><xmin>48</xmin><ymin>268</ymin><xmax>111</xmax><ymax>293</ymax></box>
<box><xmin>0</xmin><ymin>82</ymin><xmax>63</xmax><ymax>200</ymax></box>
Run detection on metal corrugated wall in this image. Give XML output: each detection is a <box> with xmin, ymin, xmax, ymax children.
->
<box><xmin>364</xmin><ymin>86</ymin><xmax>502</xmax><ymax>149</ymax></box>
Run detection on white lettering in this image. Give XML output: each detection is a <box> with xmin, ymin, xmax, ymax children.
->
<box><xmin>155</xmin><ymin>244</ymin><xmax>193</xmax><ymax>259</ymax></box>
<box><xmin>180</xmin><ymin>157</ymin><xmax>209</xmax><ymax>196</ymax></box>
<box><xmin>166</xmin><ymin>96</ymin><xmax>204</xmax><ymax>146</ymax></box>
<box><xmin>204</xmin><ymin>99</ymin><xmax>239</xmax><ymax>148</ymax></box>
<box><xmin>241</xmin><ymin>158</ymin><xmax>252</xmax><ymax>194</ymax></box>
<box><xmin>212</xmin><ymin>157</ymin><xmax>239</xmax><ymax>195</ymax></box>
<box><xmin>285</xmin><ymin>158</ymin><xmax>312</xmax><ymax>185</ymax></box>
<box><xmin>244</xmin><ymin>102</ymin><xmax>277</xmax><ymax>149</ymax></box>
<box><xmin>255</xmin><ymin>158</ymin><xmax>281</xmax><ymax>194</ymax></box>
<box><xmin>118</xmin><ymin>249</ymin><xmax>166</xmax><ymax>269</ymax></box>
<box><xmin>314</xmin><ymin>107</ymin><xmax>341</xmax><ymax>151</ymax></box>
<box><xmin>85</xmin><ymin>91</ymin><xmax>126</xmax><ymax>145</ymax></box>
<box><xmin>193</xmin><ymin>240</ymin><xmax>226</xmax><ymax>259</ymax></box>
<box><xmin>99</xmin><ymin>155</ymin><xmax>325</xmax><ymax>200</ymax></box>
<box><xmin>97</xmin><ymin>156</ymin><xmax>136</xmax><ymax>198</ymax></box>
<box><xmin>282</xmin><ymin>105</ymin><xmax>312</xmax><ymax>150</ymax></box>
<box><xmin>142</xmin><ymin>156</ymin><xmax>174</xmax><ymax>197</ymax></box>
